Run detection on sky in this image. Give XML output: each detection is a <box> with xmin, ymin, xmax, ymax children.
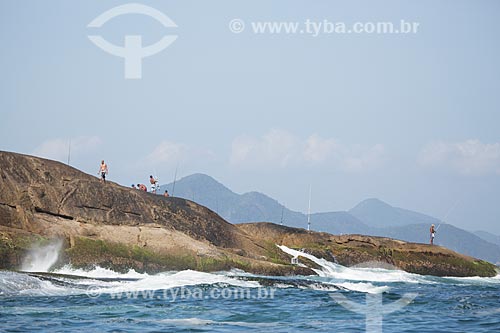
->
<box><xmin>1</xmin><ymin>0</ymin><xmax>500</xmax><ymax>234</ymax></box>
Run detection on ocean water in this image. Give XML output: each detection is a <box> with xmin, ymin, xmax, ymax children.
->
<box><xmin>1</xmin><ymin>246</ymin><xmax>500</xmax><ymax>333</ymax></box>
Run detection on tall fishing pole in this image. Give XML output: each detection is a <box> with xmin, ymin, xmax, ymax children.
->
<box><xmin>67</xmin><ymin>139</ymin><xmax>71</xmax><ymax>166</ymax></box>
<box><xmin>307</xmin><ymin>185</ymin><xmax>312</xmax><ymax>231</ymax></box>
<box><xmin>436</xmin><ymin>199</ymin><xmax>460</xmax><ymax>231</ymax></box>
<box><xmin>280</xmin><ymin>206</ymin><xmax>285</xmax><ymax>226</ymax></box>
<box><xmin>171</xmin><ymin>163</ymin><xmax>179</xmax><ymax>197</ymax></box>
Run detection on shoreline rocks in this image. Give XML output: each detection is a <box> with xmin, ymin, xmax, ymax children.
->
<box><xmin>0</xmin><ymin>151</ymin><xmax>497</xmax><ymax>277</ymax></box>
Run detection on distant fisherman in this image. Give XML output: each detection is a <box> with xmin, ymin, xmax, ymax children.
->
<box><xmin>150</xmin><ymin>175</ymin><xmax>158</xmax><ymax>194</ymax></box>
<box><xmin>430</xmin><ymin>224</ymin><xmax>436</xmax><ymax>245</ymax></box>
<box><xmin>137</xmin><ymin>184</ymin><xmax>147</xmax><ymax>192</ymax></box>
<box><xmin>97</xmin><ymin>160</ymin><xmax>108</xmax><ymax>183</ymax></box>
<box><xmin>164</xmin><ymin>190</ymin><xmax>170</xmax><ymax>197</ymax></box>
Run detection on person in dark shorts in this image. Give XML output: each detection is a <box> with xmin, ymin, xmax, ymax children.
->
<box><xmin>98</xmin><ymin>160</ymin><xmax>108</xmax><ymax>183</ymax></box>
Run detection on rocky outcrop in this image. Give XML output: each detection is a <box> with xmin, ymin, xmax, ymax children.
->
<box><xmin>0</xmin><ymin>151</ymin><xmax>497</xmax><ymax>277</ymax></box>
<box><xmin>0</xmin><ymin>151</ymin><xmax>310</xmax><ymax>275</ymax></box>
<box><xmin>237</xmin><ymin>223</ymin><xmax>498</xmax><ymax>277</ymax></box>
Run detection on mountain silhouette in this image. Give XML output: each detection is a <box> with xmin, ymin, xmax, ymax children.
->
<box><xmin>349</xmin><ymin>198</ymin><xmax>440</xmax><ymax>228</ymax></box>
<box><xmin>162</xmin><ymin>174</ymin><xmax>500</xmax><ymax>264</ymax></box>
<box><xmin>162</xmin><ymin>174</ymin><xmax>368</xmax><ymax>234</ymax></box>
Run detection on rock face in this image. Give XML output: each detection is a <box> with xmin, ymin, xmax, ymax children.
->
<box><xmin>0</xmin><ymin>151</ymin><xmax>310</xmax><ymax>275</ymax></box>
<box><xmin>237</xmin><ymin>223</ymin><xmax>498</xmax><ymax>277</ymax></box>
<box><xmin>0</xmin><ymin>151</ymin><xmax>497</xmax><ymax>277</ymax></box>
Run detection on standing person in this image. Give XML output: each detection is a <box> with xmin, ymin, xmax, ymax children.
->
<box><xmin>164</xmin><ymin>190</ymin><xmax>170</xmax><ymax>197</ymax></box>
<box><xmin>149</xmin><ymin>175</ymin><xmax>158</xmax><ymax>194</ymax></box>
<box><xmin>430</xmin><ymin>224</ymin><xmax>436</xmax><ymax>245</ymax></box>
<box><xmin>97</xmin><ymin>160</ymin><xmax>108</xmax><ymax>183</ymax></box>
<box><xmin>137</xmin><ymin>184</ymin><xmax>147</xmax><ymax>192</ymax></box>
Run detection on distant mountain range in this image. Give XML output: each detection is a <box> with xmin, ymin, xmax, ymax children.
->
<box><xmin>349</xmin><ymin>198</ymin><xmax>440</xmax><ymax>228</ymax></box>
<box><xmin>474</xmin><ymin>230</ymin><xmax>500</xmax><ymax>248</ymax></box>
<box><xmin>161</xmin><ymin>174</ymin><xmax>500</xmax><ymax>264</ymax></box>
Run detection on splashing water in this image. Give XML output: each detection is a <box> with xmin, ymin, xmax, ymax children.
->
<box><xmin>21</xmin><ymin>239</ymin><xmax>63</xmax><ymax>272</ymax></box>
<box><xmin>277</xmin><ymin>245</ymin><xmax>426</xmax><ymax>286</ymax></box>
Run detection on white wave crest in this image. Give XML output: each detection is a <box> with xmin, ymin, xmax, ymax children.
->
<box><xmin>53</xmin><ymin>265</ymin><xmax>149</xmax><ymax>279</ymax></box>
<box><xmin>336</xmin><ymin>282</ymin><xmax>390</xmax><ymax>294</ymax></box>
<box><xmin>277</xmin><ymin>245</ymin><xmax>424</xmax><ymax>284</ymax></box>
<box><xmin>0</xmin><ymin>271</ymin><xmax>76</xmax><ymax>296</ymax></box>
<box><xmin>92</xmin><ymin>270</ymin><xmax>260</xmax><ymax>295</ymax></box>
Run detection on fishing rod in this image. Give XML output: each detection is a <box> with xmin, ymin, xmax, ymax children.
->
<box><xmin>280</xmin><ymin>206</ymin><xmax>285</xmax><ymax>226</ymax></box>
<box><xmin>436</xmin><ymin>199</ymin><xmax>460</xmax><ymax>231</ymax></box>
<box><xmin>67</xmin><ymin>139</ymin><xmax>71</xmax><ymax>166</ymax></box>
<box><xmin>307</xmin><ymin>185</ymin><xmax>312</xmax><ymax>231</ymax></box>
<box><xmin>171</xmin><ymin>163</ymin><xmax>179</xmax><ymax>197</ymax></box>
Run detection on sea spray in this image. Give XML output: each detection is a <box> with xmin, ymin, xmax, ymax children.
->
<box><xmin>277</xmin><ymin>245</ymin><xmax>424</xmax><ymax>284</ymax></box>
<box><xmin>277</xmin><ymin>245</ymin><xmax>345</xmax><ymax>277</ymax></box>
<box><xmin>21</xmin><ymin>239</ymin><xmax>63</xmax><ymax>272</ymax></box>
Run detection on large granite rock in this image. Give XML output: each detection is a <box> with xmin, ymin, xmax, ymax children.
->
<box><xmin>0</xmin><ymin>151</ymin><xmax>496</xmax><ymax>277</ymax></box>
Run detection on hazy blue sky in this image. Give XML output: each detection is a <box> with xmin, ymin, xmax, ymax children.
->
<box><xmin>1</xmin><ymin>1</ymin><xmax>499</xmax><ymax>234</ymax></box>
